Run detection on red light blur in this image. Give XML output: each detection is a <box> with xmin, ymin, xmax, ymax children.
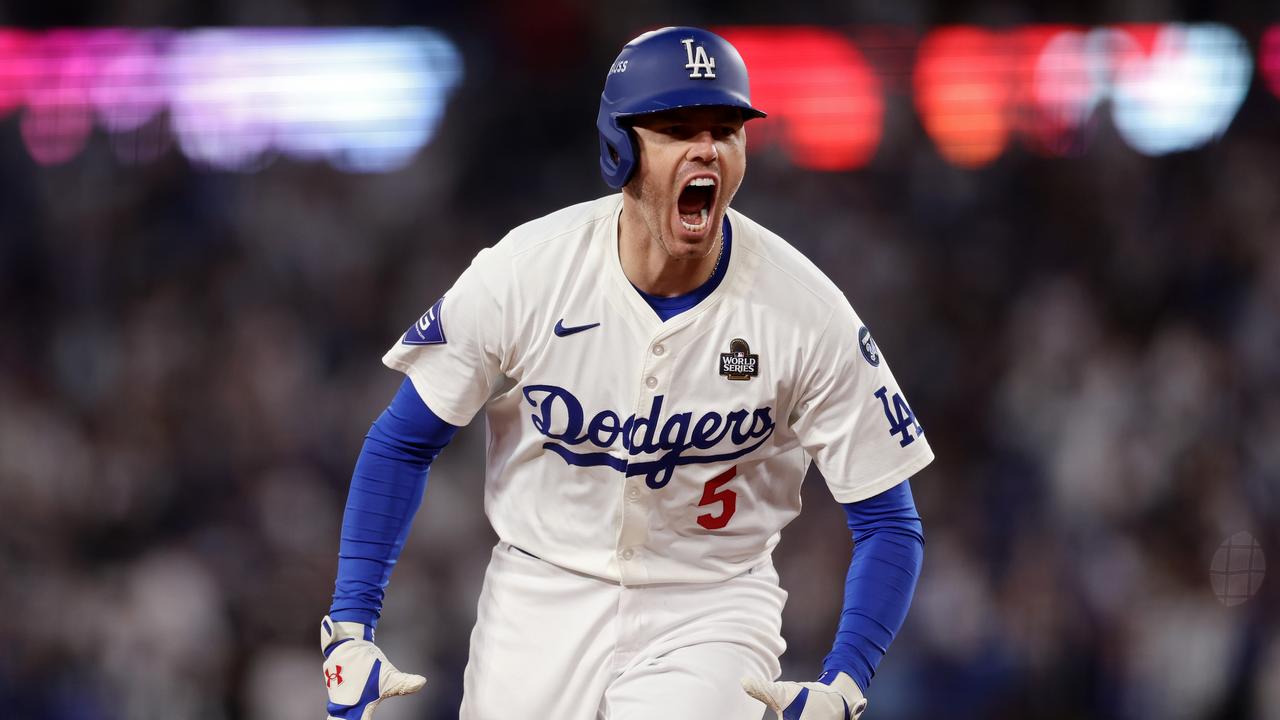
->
<box><xmin>914</xmin><ymin>26</ymin><xmax>1013</xmax><ymax>168</ymax></box>
<box><xmin>718</xmin><ymin>27</ymin><xmax>883</xmax><ymax>171</ymax></box>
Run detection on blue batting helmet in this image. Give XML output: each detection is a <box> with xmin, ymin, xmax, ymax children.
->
<box><xmin>596</xmin><ymin>27</ymin><xmax>766</xmax><ymax>189</ymax></box>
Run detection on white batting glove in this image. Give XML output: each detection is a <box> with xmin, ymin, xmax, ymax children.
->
<box><xmin>742</xmin><ymin>670</ymin><xmax>868</xmax><ymax>719</ymax></box>
<box><xmin>320</xmin><ymin>615</ymin><xmax>426</xmax><ymax>720</ymax></box>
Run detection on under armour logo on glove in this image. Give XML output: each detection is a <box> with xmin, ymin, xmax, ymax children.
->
<box><xmin>320</xmin><ymin>615</ymin><xmax>426</xmax><ymax>720</ymax></box>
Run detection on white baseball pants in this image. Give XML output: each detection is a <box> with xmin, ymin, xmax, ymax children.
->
<box><xmin>460</xmin><ymin>542</ymin><xmax>787</xmax><ymax>719</ymax></box>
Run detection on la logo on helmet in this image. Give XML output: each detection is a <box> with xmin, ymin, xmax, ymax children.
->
<box><xmin>681</xmin><ymin>38</ymin><xmax>716</xmax><ymax>78</ymax></box>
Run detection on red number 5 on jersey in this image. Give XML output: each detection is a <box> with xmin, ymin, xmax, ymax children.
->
<box><xmin>697</xmin><ymin>466</ymin><xmax>738</xmax><ymax>530</ymax></box>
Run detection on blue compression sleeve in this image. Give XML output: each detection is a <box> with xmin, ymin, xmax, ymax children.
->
<box><xmin>329</xmin><ymin>377</ymin><xmax>460</xmax><ymax>628</ymax></box>
<box><xmin>822</xmin><ymin>479</ymin><xmax>924</xmax><ymax>692</ymax></box>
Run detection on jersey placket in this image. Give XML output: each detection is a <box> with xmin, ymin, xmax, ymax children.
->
<box><xmin>615</xmin><ymin>332</ymin><xmax>675</xmax><ymax>585</ymax></box>
<box><xmin>601</xmin><ymin>197</ymin><xmax>739</xmax><ymax>585</ymax></box>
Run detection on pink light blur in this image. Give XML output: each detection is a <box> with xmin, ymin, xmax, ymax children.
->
<box><xmin>20</xmin><ymin>30</ymin><xmax>97</xmax><ymax>165</ymax></box>
<box><xmin>1262</xmin><ymin>26</ymin><xmax>1280</xmax><ymax>98</ymax></box>
<box><xmin>1012</xmin><ymin>25</ymin><xmax>1099</xmax><ymax>157</ymax></box>
<box><xmin>89</xmin><ymin>30</ymin><xmax>170</xmax><ymax>133</ymax></box>
<box><xmin>0</xmin><ymin>29</ymin><xmax>34</xmax><ymax>118</ymax></box>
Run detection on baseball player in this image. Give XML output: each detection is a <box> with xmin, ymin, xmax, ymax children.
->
<box><xmin>321</xmin><ymin>26</ymin><xmax>932</xmax><ymax>720</ymax></box>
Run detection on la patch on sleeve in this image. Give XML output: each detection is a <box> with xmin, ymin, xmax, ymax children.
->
<box><xmin>402</xmin><ymin>297</ymin><xmax>447</xmax><ymax>345</ymax></box>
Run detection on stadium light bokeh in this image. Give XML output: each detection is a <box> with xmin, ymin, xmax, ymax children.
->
<box><xmin>913</xmin><ymin>26</ymin><xmax>1015</xmax><ymax>168</ymax></box>
<box><xmin>1105</xmin><ymin>24</ymin><xmax>1251</xmax><ymax>156</ymax></box>
<box><xmin>0</xmin><ymin>28</ymin><xmax>463</xmax><ymax>171</ymax></box>
<box><xmin>0</xmin><ymin>23</ymin><xmax>1269</xmax><ymax>172</ymax></box>
<box><xmin>909</xmin><ymin>23</ymin><xmax>1252</xmax><ymax>167</ymax></box>
<box><xmin>717</xmin><ymin>27</ymin><xmax>883</xmax><ymax>171</ymax></box>
<box><xmin>1257</xmin><ymin>26</ymin><xmax>1280</xmax><ymax>99</ymax></box>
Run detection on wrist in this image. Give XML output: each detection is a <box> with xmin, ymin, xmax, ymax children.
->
<box><xmin>328</xmin><ymin>606</ymin><xmax>380</xmax><ymax>628</ymax></box>
<box><xmin>818</xmin><ymin>670</ymin><xmax>865</xmax><ymax>705</ymax></box>
<box><xmin>320</xmin><ymin>615</ymin><xmax>374</xmax><ymax>655</ymax></box>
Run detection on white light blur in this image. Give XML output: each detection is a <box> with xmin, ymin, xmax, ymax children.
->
<box><xmin>1106</xmin><ymin>24</ymin><xmax>1251</xmax><ymax>156</ymax></box>
<box><xmin>166</xmin><ymin>28</ymin><xmax>462</xmax><ymax>172</ymax></box>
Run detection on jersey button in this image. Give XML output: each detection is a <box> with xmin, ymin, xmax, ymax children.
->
<box><xmin>652</xmin><ymin>344</ymin><xmax>665</xmax><ymax>356</ymax></box>
<box><xmin>645</xmin><ymin>376</ymin><xmax>658</xmax><ymax>389</ymax></box>
<box><xmin>627</xmin><ymin>487</ymin><xmax>640</xmax><ymax>501</ymax></box>
<box><xmin>621</xmin><ymin>548</ymin><xmax>635</xmax><ymax>560</ymax></box>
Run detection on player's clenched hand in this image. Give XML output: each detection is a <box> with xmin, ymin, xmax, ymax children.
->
<box><xmin>742</xmin><ymin>671</ymin><xmax>868</xmax><ymax>720</ymax></box>
<box><xmin>320</xmin><ymin>615</ymin><xmax>426</xmax><ymax>720</ymax></box>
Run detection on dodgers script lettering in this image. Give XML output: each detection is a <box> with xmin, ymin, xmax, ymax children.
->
<box><xmin>523</xmin><ymin>384</ymin><xmax>774</xmax><ymax>489</ymax></box>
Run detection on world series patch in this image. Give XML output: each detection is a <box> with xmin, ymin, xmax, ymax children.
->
<box><xmin>719</xmin><ymin>338</ymin><xmax>759</xmax><ymax>381</ymax></box>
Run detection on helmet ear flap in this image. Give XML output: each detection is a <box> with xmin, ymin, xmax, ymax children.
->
<box><xmin>597</xmin><ymin>118</ymin><xmax>637</xmax><ymax>189</ymax></box>
<box><xmin>620</xmin><ymin>127</ymin><xmax>641</xmax><ymax>187</ymax></box>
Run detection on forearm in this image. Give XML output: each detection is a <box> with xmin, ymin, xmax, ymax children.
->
<box><xmin>822</xmin><ymin>480</ymin><xmax>925</xmax><ymax>692</ymax></box>
<box><xmin>329</xmin><ymin>378</ymin><xmax>459</xmax><ymax>628</ymax></box>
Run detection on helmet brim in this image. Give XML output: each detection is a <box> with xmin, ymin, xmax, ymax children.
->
<box><xmin>611</xmin><ymin>87</ymin><xmax>766</xmax><ymax>123</ymax></box>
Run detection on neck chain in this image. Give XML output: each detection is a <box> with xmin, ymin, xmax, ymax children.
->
<box><xmin>709</xmin><ymin>236</ymin><xmax>725</xmax><ymax>280</ymax></box>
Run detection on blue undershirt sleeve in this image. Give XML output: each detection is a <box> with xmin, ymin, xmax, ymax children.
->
<box><xmin>329</xmin><ymin>377</ymin><xmax>460</xmax><ymax>628</ymax></box>
<box><xmin>821</xmin><ymin>479</ymin><xmax>925</xmax><ymax>693</ymax></box>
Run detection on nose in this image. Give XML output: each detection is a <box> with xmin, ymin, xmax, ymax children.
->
<box><xmin>686</xmin><ymin>130</ymin><xmax>718</xmax><ymax>163</ymax></box>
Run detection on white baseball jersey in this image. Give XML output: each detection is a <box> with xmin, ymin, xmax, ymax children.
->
<box><xmin>384</xmin><ymin>194</ymin><xmax>933</xmax><ymax>585</ymax></box>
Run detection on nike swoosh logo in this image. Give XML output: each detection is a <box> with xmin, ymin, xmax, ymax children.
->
<box><xmin>554</xmin><ymin>319</ymin><xmax>600</xmax><ymax>337</ymax></box>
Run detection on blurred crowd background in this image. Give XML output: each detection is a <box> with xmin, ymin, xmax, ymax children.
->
<box><xmin>1</xmin><ymin>2</ymin><xmax>1277</xmax><ymax>719</ymax></box>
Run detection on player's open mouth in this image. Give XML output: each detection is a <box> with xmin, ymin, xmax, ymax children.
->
<box><xmin>677</xmin><ymin>177</ymin><xmax>716</xmax><ymax>233</ymax></box>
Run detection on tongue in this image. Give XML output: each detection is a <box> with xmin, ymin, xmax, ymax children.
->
<box><xmin>678</xmin><ymin>185</ymin><xmax>712</xmax><ymax>215</ymax></box>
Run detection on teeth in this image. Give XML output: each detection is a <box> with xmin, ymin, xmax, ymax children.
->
<box><xmin>689</xmin><ymin>178</ymin><xmax>715</xmax><ymax>187</ymax></box>
<box><xmin>680</xmin><ymin>207</ymin><xmax>710</xmax><ymax>232</ymax></box>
